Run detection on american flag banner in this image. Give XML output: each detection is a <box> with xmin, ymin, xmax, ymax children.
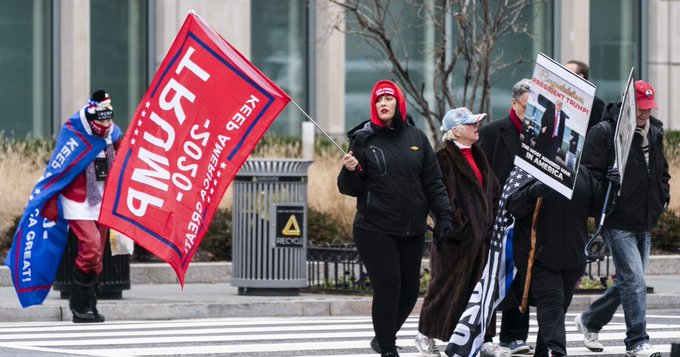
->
<box><xmin>445</xmin><ymin>167</ymin><xmax>533</xmax><ymax>357</ymax></box>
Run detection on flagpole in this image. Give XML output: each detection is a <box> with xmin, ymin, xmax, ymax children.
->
<box><xmin>289</xmin><ymin>100</ymin><xmax>347</xmax><ymax>155</ymax></box>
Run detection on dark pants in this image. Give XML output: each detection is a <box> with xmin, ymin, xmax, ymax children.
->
<box><xmin>485</xmin><ymin>311</ymin><xmax>498</xmax><ymax>342</ymax></box>
<box><xmin>500</xmin><ymin>267</ymin><xmax>530</xmax><ymax>344</ymax></box>
<box><xmin>354</xmin><ymin>227</ymin><xmax>424</xmax><ymax>353</ymax></box>
<box><xmin>500</xmin><ymin>306</ymin><xmax>530</xmax><ymax>342</ymax></box>
<box><xmin>531</xmin><ymin>265</ymin><xmax>584</xmax><ymax>356</ymax></box>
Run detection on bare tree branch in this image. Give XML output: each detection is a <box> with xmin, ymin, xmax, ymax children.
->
<box><xmin>329</xmin><ymin>0</ymin><xmax>537</xmax><ymax>147</ymax></box>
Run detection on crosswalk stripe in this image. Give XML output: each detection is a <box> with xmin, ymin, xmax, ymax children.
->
<box><xmin>5</xmin><ymin>322</ymin><xmax>676</xmax><ymax>345</ymax></box>
<box><xmin>7</xmin><ymin>328</ymin><xmax>680</xmax><ymax>347</ymax></box>
<box><xmin>0</xmin><ymin>314</ymin><xmax>677</xmax><ymax>356</ymax></box>
<box><xmin>0</xmin><ymin>316</ymin><xmax>376</xmax><ymax>333</ymax></box>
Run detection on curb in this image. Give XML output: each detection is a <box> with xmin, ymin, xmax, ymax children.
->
<box><xmin>2</xmin><ymin>256</ymin><xmax>679</xmax><ymax>287</ymax></box>
<box><xmin>1</xmin><ymin>291</ymin><xmax>678</xmax><ymax>322</ymax></box>
<box><xmin>0</xmin><ymin>288</ymin><xmax>376</xmax><ymax>322</ymax></box>
<box><xmin>0</xmin><ymin>257</ymin><xmax>678</xmax><ymax>322</ymax></box>
<box><xmin>130</xmin><ymin>262</ymin><xmax>232</xmax><ymax>284</ymax></box>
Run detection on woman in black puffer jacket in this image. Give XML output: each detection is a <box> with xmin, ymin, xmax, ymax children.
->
<box><xmin>338</xmin><ymin>80</ymin><xmax>453</xmax><ymax>357</ymax></box>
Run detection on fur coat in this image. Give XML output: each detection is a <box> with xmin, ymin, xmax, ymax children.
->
<box><xmin>418</xmin><ymin>141</ymin><xmax>500</xmax><ymax>341</ymax></box>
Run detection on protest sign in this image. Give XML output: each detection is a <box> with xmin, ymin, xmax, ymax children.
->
<box><xmin>515</xmin><ymin>53</ymin><xmax>596</xmax><ymax>198</ymax></box>
<box><xmin>613</xmin><ymin>69</ymin><xmax>637</xmax><ymax>181</ymax></box>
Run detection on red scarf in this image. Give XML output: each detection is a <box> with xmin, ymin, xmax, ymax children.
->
<box><xmin>509</xmin><ymin>108</ymin><xmax>522</xmax><ymax>133</ymax></box>
<box><xmin>461</xmin><ymin>147</ymin><xmax>482</xmax><ymax>183</ymax></box>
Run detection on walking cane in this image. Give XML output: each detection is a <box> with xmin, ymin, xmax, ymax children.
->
<box><xmin>519</xmin><ymin>197</ymin><xmax>542</xmax><ymax>314</ymax></box>
<box><xmin>583</xmin><ymin>180</ymin><xmax>615</xmax><ymax>261</ymax></box>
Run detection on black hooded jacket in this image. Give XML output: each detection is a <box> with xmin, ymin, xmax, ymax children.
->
<box><xmin>337</xmin><ymin>115</ymin><xmax>452</xmax><ymax>236</ymax></box>
<box><xmin>581</xmin><ymin>102</ymin><xmax>670</xmax><ymax>231</ymax></box>
<box><xmin>507</xmin><ymin>166</ymin><xmax>603</xmax><ymax>271</ymax></box>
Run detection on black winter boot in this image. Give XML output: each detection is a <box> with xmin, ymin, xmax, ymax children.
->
<box><xmin>70</xmin><ymin>268</ymin><xmax>105</xmax><ymax>323</ymax></box>
<box><xmin>87</xmin><ymin>284</ymin><xmax>105</xmax><ymax>321</ymax></box>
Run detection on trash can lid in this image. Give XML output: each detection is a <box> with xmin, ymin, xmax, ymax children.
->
<box><xmin>236</xmin><ymin>159</ymin><xmax>313</xmax><ymax>177</ymax></box>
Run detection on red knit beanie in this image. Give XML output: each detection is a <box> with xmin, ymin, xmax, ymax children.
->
<box><xmin>370</xmin><ymin>80</ymin><xmax>407</xmax><ymax>127</ymax></box>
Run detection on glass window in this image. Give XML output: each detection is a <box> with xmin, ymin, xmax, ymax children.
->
<box><xmin>90</xmin><ymin>0</ymin><xmax>149</xmax><ymax>131</ymax></box>
<box><xmin>487</xmin><ymin>1</ymin><xmax>554</xmax><ymax>119</ymax></box>
<box><xmin>344</xmin><ymin>1</ymin><xmax>553</xmax><ymax>130</ymax></box>
<box><xmin>251</xmin><ymin>0</ymin><xmax>308</xmax><ymax>138</ymax></box>
<box><xmin>0</xmin><ymin>0</ymin><xmax>52</xmax><ymax>139</ymax></box>
<box><xmin>344</xmin><ymin>2</ymin><xmax>429</xmax><ymax>130</ymax></box>
<box><xmin>590</xmin><ymin>0</ymin><xmax>642</xmax><ymax>104</ymax></box>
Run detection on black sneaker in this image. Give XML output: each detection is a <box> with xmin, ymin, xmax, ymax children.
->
<box><xmin>71</xmin><ymin>308</ymin><xmax>105</xmax><ymax>323</ymax></box>
<box><xmin>370</xmin><ymin>336</ymin><xmax>403</xmax><ymax>353</ymax></box>
<box><xmin>381</xmin><ymin>352</ymin><xmax>400</xmax><ymax>357</ymax></box>
<box><xmin>371</xmin><ymin>336</ymin><xmax>381</xmax><ymax>353</ymax></box>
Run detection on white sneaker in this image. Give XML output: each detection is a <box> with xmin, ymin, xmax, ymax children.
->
<box><xmin>626</xmin><ymin>342</ymin><xmax>661</xmax><ymax>357</ymax></box>
<box><xmin>479</xmin><ymin>342</ymin><xmax>511</xmax><ymax>357</ymax></box>
<box><xmin>574</xmin><ymin>313</ymin><xmax>604</xmax><ymax>352</ymax></box>
<box><xmin>414</xmin><ymin>332</ymin><xmax>441</xmax><ymax>357</ymax></box>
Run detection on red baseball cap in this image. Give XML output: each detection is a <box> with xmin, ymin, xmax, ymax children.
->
<box><xmin>635</xmin><ymin>80</ymin><xmax>658</xmax><ymax>110</ymax></box>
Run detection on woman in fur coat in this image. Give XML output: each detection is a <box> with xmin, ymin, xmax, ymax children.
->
<box><xmin>415</xmin><ymin>108</ymin><xmax>500</xmax><ymax>357</ymax></box>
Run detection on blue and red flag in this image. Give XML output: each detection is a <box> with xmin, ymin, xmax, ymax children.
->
<box><xmin>98</xmin><ymin>12</ymin><xmax>291</xmax><ymax>285</ymax></box>
<box><xmin>4</xmin><ymin>111</ymin><xmax>122</xmax><ymax>307</ymax></box>
<box><xmin>445</xmin><ymin>167</ymin><xmax>532</xmax><ymax>357</ymax></box>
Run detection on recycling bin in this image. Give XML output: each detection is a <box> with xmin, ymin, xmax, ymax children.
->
<box><xmin>231</xmin><ymin>159</ymin><xmax>312</xmax><ymax>296</ymax></box>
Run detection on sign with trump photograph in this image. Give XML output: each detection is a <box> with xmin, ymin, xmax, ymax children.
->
<box><xmin>515</xmin><ymin>53</ymin><xmax>596</xmax><ymax>199</ymax></box>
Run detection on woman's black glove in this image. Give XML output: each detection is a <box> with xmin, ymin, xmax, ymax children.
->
<box><xmin>526</xmin><ymin>180</ymin><xmax>551</xmax><ymax>198</ymax></box>
<box><xmin>433</xmin><ymin>216</ymin><xmax>454</xmax><ymax>251</ymax></box>
<box><xmin>606</xmin><ymin>166</ymin><xmax>621</xmax><ymax>190</ymax></box>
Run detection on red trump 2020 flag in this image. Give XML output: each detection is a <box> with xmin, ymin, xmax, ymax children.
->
<box><xmin>99</xmin><ymin>12</ymin><xmax>290</xmax><ymax>285</ymax></box>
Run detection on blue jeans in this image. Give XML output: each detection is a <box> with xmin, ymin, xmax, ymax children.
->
<box><xmin>581</xmin><ymin>229</ymin><xmax>651</xmax><ymax>350</ymax></box>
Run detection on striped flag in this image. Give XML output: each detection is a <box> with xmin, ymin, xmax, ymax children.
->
<box><xmin>445</xmin><ymin>167</ymin><xmax>532</xmax><ymax>357</ymax></box>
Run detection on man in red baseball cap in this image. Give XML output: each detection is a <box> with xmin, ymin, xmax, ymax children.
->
<box><xmin>635</xmin><ymin>80</ymin><xmax>659</xmax><ymax>110</ymax></box>
<box><xmin>575</xmin><ymin>79</ymin><xmax>669</xmax><ymax>357</ymax></box>
<box><xmin>634</xmin><ymin>80</ymin><xmax>660</xmax><ymax>128</ymax></box>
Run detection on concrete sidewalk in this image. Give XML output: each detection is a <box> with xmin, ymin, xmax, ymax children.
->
<box><xmin>0</xmin><ymin>259</ymin><xmax>679</xmax><ymax>322</ymax></box>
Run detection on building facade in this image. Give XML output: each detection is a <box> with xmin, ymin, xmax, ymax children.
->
<box><xmin>0</xmin><ymin>0</ymin><xmax>677</xmax><ymax>141</ymax></box>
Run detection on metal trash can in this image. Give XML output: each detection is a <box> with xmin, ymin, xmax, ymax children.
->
<box><xmin>231</xmin><ymin>159</ymin><xmax>312</xmax><ymax>296</ymax></box>
<box><xmin>52</xmin><ymin>228</ymin><xmax>131</xmax><ymax>299</ymax></box>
